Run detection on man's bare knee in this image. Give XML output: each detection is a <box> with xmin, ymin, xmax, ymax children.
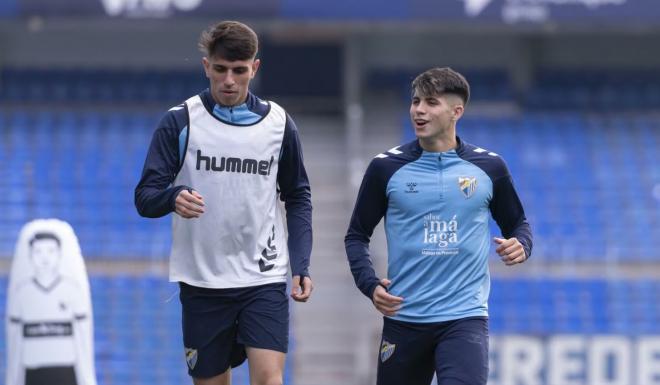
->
<box><xmin>249</xmin><ymin>368</ymin><xmax>282</xmax><ymax>385</ymax></box>
<box><xmin>193</xmin><ymin>368</ymin><xmax>231</xmax><ymax>385</ymax></box>
<box><xmin>247</xmin><ymin>347</ymin><xmax>285</xmax><ymax>385</ymax></box>
<box><xmin>252</xmin><ymin>377</ymin><xmax>282</xmax><ymax>385</ymax></box>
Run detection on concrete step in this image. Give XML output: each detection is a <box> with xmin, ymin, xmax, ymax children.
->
<box><xmin>290</xmin><ymin>112</ymin><xmax>400</xmax><ymax>385</ymax></box>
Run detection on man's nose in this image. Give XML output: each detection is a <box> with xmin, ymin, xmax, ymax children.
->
<box><xmin>224</xmin><ymin>71</ymin><xmax>235</xmax><ymax>86</ymax></box>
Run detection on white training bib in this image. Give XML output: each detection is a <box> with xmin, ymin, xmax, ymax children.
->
<box><xmin>170</xmin><ymin>95</ymin><xmax>289</xmax><ymax>288</ymax></box>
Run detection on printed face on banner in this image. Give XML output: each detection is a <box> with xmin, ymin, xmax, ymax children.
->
<box><xmin>30</xmin><ymin>237</ymin><xmax>62</xmax><ymax>275</ymax></box>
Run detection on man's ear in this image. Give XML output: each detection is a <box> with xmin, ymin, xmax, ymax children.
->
<box><xmin>251</xmin><ymin>58</ymin><xmax>261</xmax><ymax>78</ymax></box>
<box><xmin>452</xmin><ymin>104</ymin><xmax>465</xmax><ymax>121</ymax></box>
<box><xmin>202</xmin><ymin>57</ymin><xmax>211</xmax><ymax>78</ymax></box>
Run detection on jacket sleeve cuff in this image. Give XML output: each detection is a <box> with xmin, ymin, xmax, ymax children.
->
<box><xmin>365</xmin><ymin>280</ymin><xmax>381</xmax><ymax>301</ymax></box>
<box><xmin>169</xmin><ymin>185</ymin><xmax>191</xmax><ymax>211</ymax></box>
<box><xmin>292</xmin><ymin>269</ymin><xmax>310</xmax><ymax>279</ymax></box>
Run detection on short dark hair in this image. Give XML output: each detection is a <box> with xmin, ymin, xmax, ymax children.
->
<box><xmin>29</xmin><ymin>232</ymin><xmax>61</xmax><ymax>247</ymax></box>
<box><xmin>412</xmin><ymin>67</ymin><xmax>470</xmax><ymax>106</ymax></box>
<box><xmin>198</xmin><ymin>21</ymin><xmax>258</xmax><ymax>61</ymax></box>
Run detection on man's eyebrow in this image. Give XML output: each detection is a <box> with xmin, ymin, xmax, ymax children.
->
<box><xmin>213</xmin><ymin>63</ymin><xmax>247</xmax><ymax>67</ymax></box>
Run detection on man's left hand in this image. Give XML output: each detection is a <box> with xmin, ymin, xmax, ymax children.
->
<box><xmin>494</xmin><ymin>237</ymin><xmax>527</xmax><ymax>265</ymax></box>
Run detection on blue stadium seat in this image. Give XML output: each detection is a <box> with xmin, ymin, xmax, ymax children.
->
<box><xmin>0</xmin><ymin>67</ymin><xmax>208</xmax><ymax>104</ymax></box>
<box><xmin>524</xmin><ymin>69</ymin><xmax>660</xmax><ymax>110</ymax></box>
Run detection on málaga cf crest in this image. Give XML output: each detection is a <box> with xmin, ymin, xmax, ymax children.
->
<box><xmin>185</xmin><ymin>347</ymin><xmax>198</xmax><ymax>370</ymax></box>
<box><xmin>380</xmin><ymin>339</ymin><xmax>396</xmax><ymax>362</ymax></box>
<box><xmin>458</xmin><ymin>177</ymin><xmax>477</xmax><ymax>198</ymax></box>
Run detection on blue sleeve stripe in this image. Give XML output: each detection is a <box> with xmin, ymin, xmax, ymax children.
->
<box><xmin>178</xmin><ymin>125</ymin><xmax>188</xmax><ymax>165</ymax></box>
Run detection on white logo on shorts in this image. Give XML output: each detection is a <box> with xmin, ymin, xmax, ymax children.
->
<box><xmin>185</xmin><ymin>347</ymin><xmax>198</xmax><ymax>369</ymax></box>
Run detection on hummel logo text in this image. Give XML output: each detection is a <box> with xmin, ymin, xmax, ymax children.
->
<box><xmin>196</xmin><ymin>150</ymin><xmax>273</xmax><ymax>176</ymax></box>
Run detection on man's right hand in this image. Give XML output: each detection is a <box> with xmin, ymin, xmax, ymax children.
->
<box><xmin>372</xmin><ymin>278</ymin><xmax>403</xmax><ymax>317</ymax></box>
<box><xmin>175</xmin><ymin>188</ymin><xmax>205</xmax><ymax>218</ymax></box>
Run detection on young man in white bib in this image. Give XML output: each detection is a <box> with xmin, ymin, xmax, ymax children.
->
<box><xmin>135</xmin><ymin>20</ymin><xmax>313</xmax><ymax>385</ymax></box>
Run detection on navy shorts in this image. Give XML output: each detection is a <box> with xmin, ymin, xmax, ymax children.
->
<box><xmin>179</xmin><ymin>282</ymin><xmax>289</xmax><ymax>379</ymax></box>
<box><xmin>377</xmin><ymin>316</ymin><xmax>488</xmax><ymax>385</ymax></box>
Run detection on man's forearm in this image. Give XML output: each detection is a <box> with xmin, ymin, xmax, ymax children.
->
<box><xmin>135</xmin><ymin>185</ymin><xmax>187</xmax><ymax>218</ymax></box>
<box><xmin>345</xmin><ymin>238</ymin><xmax>381</xmax><ymax>299</ymax></box>
<box><xmin>285</xmin><ymin>192</ymin><xmax>312</xmax><ymax>276</ymax></box>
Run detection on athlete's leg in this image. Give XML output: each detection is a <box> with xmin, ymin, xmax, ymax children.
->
<box><xmin>376</xmin><ymin>317</ymin><xmax>435</xmax><ymax>385</ymax></box>
<box><xmin>237</xmin><ymin>283</ymin><xmax>289</xmax><ymax>385</ymax></box>
<box><xmin>246</xmin><ymin>347</ymin><xmax>286</xmax><ymax>385</ymax></box>
<box><xmin>193</xmin><ymin>368</ymin><xmax>231</xmax><ymax>385</ymax></box>
<box><xmin>180</xmin><ymin>283</ymin><xmax>246</xmax><ymax>382</ymax></box>
<box><xmin>434</xmin><ymin>317</ymin><xmax>489</xmax><ymax>385</ymax></box>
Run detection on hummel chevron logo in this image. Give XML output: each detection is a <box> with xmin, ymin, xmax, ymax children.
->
<box><xmin>405</xmin><ymin>182</ymin><xmax>419</xmax><ymax>194</ymax></box>
<box><xmin>259</xmin><ymin>226</ymin><xmax>278</xmax><ymax>272</ymax></box>
<box><xmin>473</xmin><ymin>147</ymin><xmax>499</xmax><ymax>156</ymax></box>
<box><xmin>387</xmin><ymin>146</ymin><xmax>402</xmax><ymax>155</ymax></box>
<box><xmin>375</xmin><ymin>146</ymin><xmax>403</xmax><ymax>159</ymax></box>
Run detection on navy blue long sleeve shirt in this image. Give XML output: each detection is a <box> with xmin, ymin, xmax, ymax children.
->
<box><xmin>345</xmin><ymin>137</ymin><xmax>532</xmax><ymax>322</ymax></box>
